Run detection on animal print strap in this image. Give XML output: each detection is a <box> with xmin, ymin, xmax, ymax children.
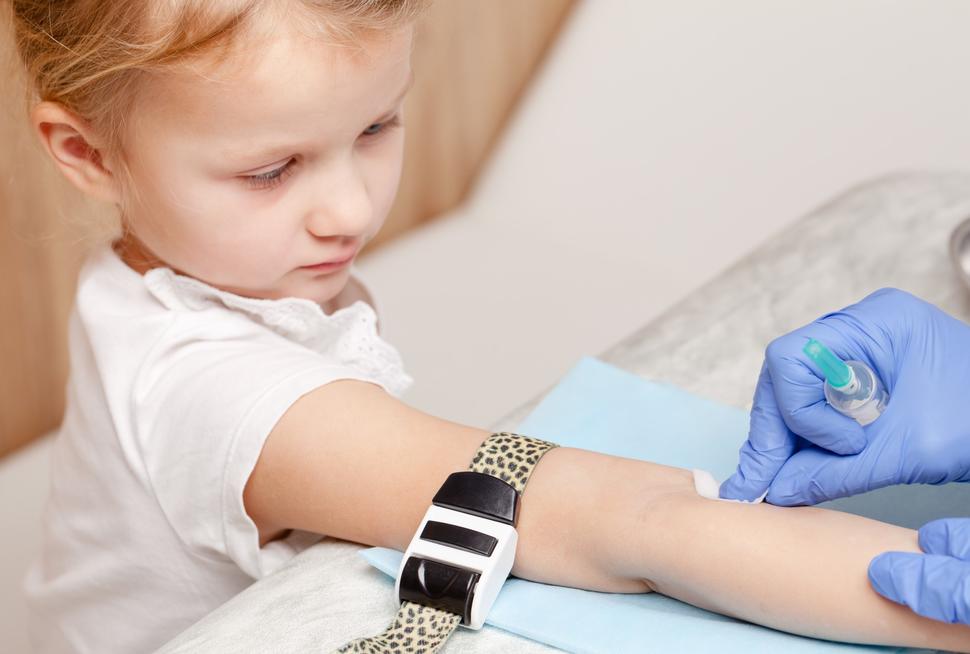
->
<box><xmin>335</xmin><ymin>432</ymin><xmax>558</xmax><ymax>653</ymax></box>
<box><xmin>467</xmin><ymin>432</ymin><xmax>558</xmax><ymax>494</ymax></box>
<box><xmin>335</xmin><ymin>601</ymin><xmax>461</xmax><ymax>654</ymax></box>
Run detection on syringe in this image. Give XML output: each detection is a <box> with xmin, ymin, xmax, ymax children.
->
<box><xmin>802</xmin><ymin>338</ymin><xmax>888</xmax><ymax>426</ymax></box>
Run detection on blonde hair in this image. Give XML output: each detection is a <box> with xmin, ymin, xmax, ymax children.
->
<box><xmin>6</xmin><ymin>0</ymin><xmax>424</xmax><ymax>208</ymax></box>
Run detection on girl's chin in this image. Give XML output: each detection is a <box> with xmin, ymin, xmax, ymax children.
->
<box><xmin>211</xmin><ymin>267</ymin><xmax>350</xmax><ymax>304</ymax></box>
<box><xmin>283</xmin><ymin>274</ymin><xmax>349</xmax><ymax>304</ymax></box>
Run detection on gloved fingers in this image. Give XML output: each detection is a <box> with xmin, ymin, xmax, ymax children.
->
<box><xmin>819</xmin><ymin>288</ymin><xmax>956</xmax><ymax>394</ymax></box>
<box><xmin>764</xmin><ymin>445</ymin><xmax>876</xmax><ymax>505</ymax></box>
<box><xmin>919</xmin><ymin>519</ymin><xmax>970</xmax><ymax>561</ymax></box>
<box><xmin>719</xmin><ymin>363</ymin><xmax>797</xmax><ymax>501</ymax></box>
<box><xmin>869</xmin><ymin>551</ymin><xmax>970</xmax><ymax>624</ymax></box>
<box><xmin>764</xmin><ymin>326</ymin><xmax>867</xmax><ymax>454</ymax></box>
<box><xmin>784</xmin><ymin>400</ymin><xmax>867</xmax><ymax>455</ymax></box>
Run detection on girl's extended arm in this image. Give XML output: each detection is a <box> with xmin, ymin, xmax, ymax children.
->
<box><xmin>244</xmin><ymin>380</ymin><xmax>970</xmax><ymax>651</ymax></box>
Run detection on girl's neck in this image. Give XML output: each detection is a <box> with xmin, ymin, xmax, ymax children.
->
<box><xmin>112</xmin><ymin>232</ymin><xmax>168</xmax><ymax>277</ymax></box>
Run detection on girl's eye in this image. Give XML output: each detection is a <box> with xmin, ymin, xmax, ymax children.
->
<box><xmin>243</xmin><ymin>159</ymin><xmax>296</xmax><ymax>191</ymax></box>
<box><xmin>240</xmin><ymin>116</ymin><xmax>401</xmax><ymax>191</ymax></box>
<box><xmin>361</xmin><ymin>115</ymin><xmax>402</xmax><ymax>138</ymax></box>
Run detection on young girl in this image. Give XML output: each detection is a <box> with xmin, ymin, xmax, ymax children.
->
<box><xmin>9</xmin><ymin>1</ymin><xmax>970</xmax><ymax>652</ymax></box>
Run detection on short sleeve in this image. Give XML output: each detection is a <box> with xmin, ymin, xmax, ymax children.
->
<box><xmin>131</xmin><ymin>310</ymin><xmax>389</xmax><ymax>579</ymax></box>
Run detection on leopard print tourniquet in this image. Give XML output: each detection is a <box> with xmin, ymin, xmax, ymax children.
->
<box><xmin>466</xmin><ymin>432</ymin><xmax>558</xmax><ymax>494</ymax></box>
<box><xmin>334</xmin><ymin>432</ymin><xmax>558</xmax><ymax>653</ymax></box>
<box><xmin>335</xmin><ymin>601</ymin><xmax>461</xmax><ymax>654</ymax></box>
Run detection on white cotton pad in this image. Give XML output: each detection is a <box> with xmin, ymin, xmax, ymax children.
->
<box><xmin>691</xmin><ymin>469</ymin><xmax>767</xmax><ymax>504</ymax></box>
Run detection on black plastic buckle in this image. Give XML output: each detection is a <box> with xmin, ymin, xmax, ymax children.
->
<box><xmin>431</xmin><ymin>471</ymin><xmax>520</xmax><ymax>525</ymax></box>
<box><xmin>398</xmin><ymin>556</ymin><xmax>479</xmax><ymax>625</ymax></box>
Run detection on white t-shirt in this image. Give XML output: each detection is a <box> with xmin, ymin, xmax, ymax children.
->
<box><xmin>23</xmin><ymin>244</ymin><xmax>413</xmax><ymax>654</ymax></box>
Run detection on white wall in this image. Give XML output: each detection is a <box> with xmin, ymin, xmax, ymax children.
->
<box><xmin>359</xmin><ymin>0</ymin><xmax>970</xmax><ymax>428</ymax></box>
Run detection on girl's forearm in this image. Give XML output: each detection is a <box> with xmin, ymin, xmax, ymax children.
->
<box><xmin>632</xmin><ymin>474</ymin><xmax>970</xmax><ymax>651</ymax></box>
<box><xmin>514</xmin><ymin>447</ymin><xmax>970</xmax><ymax>651</ymax></box>
<box><xmin>511</xmin><ymin>446</ymin><xmax>691</xmax><ymax>593</ymax></box>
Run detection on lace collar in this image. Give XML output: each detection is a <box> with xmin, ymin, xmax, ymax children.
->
<box><xmin>104</xmin><ymin>245</ymin><xmax>413</xmax><ymax>397</ymax></box>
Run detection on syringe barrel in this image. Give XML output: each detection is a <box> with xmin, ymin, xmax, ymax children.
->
<box><xmin>823</xmin><ymin>360</ymin><xmax>888</xmax><ymax>426</ymax></box>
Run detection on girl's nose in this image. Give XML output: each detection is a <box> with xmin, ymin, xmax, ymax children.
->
<box><xmin>305</xmin><ymin>155</ymin><xmax>373</xmax><ymax>238</ymax></box>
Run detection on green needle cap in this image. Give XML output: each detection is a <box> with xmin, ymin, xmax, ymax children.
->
<box><xmin>803</xmin><ymin>338</ymin><xmax>852</xmax><ymax>388</ymax></box>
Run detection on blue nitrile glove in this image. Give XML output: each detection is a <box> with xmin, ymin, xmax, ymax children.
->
<box><xmin>718</xmin><ymin>287</ymin><xmax>970</xmax><ymax>505</ymax></box>
<box><xmin>869</xmin><ymin>518</ymin><xmax>970</xmax><ymax>624</ymax></box>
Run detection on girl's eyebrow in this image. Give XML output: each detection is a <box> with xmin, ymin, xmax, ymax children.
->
<box><xmin>221</xmin><ymin>70</ymin><xmax>415</xmax><ymax>164</ymax></box>
<box><xmin>390</xmin><ymin>70</ymin><xmax>416</xmax><ymax>111</ymax></box>
<box><xmin>371</xmin><ymin>70</ymin><xmax>415</xmax><ymax>122</ymax></box>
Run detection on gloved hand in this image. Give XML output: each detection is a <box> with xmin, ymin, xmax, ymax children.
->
<box><xmin>870</xmin><ymin>518</ymin><xmax>970</xmax><ymax>624</ymax></box>
<box><xmin>718</xmin><ymin>287</ymin><xmax>970</xmax><ymax>505</ymax></box>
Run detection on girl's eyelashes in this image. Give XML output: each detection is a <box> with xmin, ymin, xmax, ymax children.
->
<box><xmin>240</xmin><ymin>114</ymin><xmax>403</xmax><ymax>191</ymax></box>
<box><xmin>244</xmin><ymin>158</ymin><xmax>297</xmax><ymax>191</ymax></box>
<box><xmin>362</xmin><ymin>114</ymin><xmax>402</xmax><ymax>137</ymax></box>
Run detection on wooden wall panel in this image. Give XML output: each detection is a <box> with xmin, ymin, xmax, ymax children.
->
<box><xmin>0</xmin><ymin>34</ymin><xmax>103</xmax><ymax>456</ymax></box>
<box><xmin>373</xmin><ymin>0</ymin><xmax>577</xmax><ymax>248</ymax></box>
<box><xmin>0</xmin><ymin>0</ymin><xmax>575</xmax><ymax>458</ymax></box>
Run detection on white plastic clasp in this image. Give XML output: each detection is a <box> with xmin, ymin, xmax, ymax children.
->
<box><xmin>395</xmin><ymin>504</ymin><xmax>517</xmax><ymax>630</ymax></box>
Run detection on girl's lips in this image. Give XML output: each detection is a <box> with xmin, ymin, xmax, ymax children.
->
<box><xmin>300</xmin><ymin>252</ymin><xmax>356</xmax><ymax>271</ymax></box>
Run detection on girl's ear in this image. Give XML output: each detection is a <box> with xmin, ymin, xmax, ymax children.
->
<box><xmin>29</xmin><ymin>101</ymin><xmax>122</xmax><ymax>204</ymax></box>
